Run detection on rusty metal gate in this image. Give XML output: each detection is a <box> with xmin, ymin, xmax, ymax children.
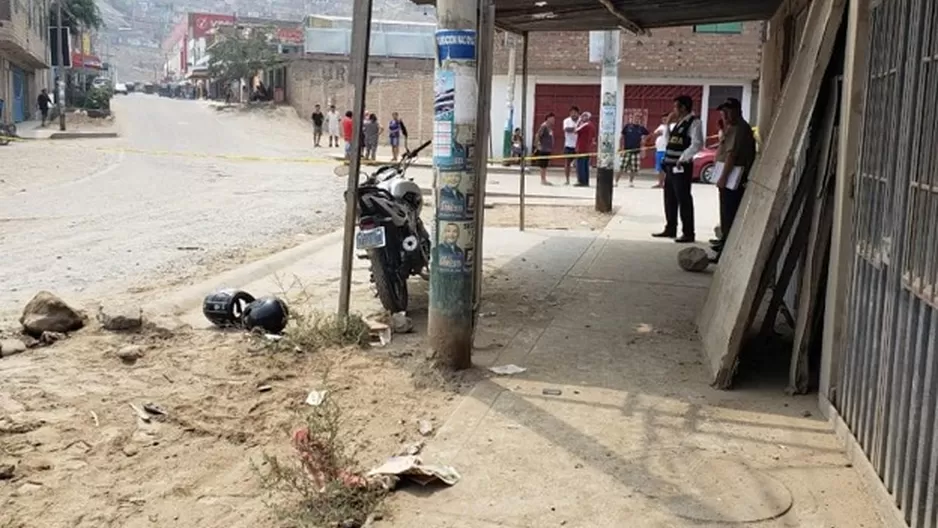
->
<box><xmin>837</xmin><ymin>0</ymin><xmax>938</xmax><ymax>526</ymax></box>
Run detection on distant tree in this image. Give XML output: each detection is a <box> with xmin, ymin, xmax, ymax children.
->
<box><xmin>50</xmin><ymin>0</ymin><xmax>104</xmax><ymax>31</ymax></box>
<box><xmin>207</xmin><ymin>27</ymin><xmax>281</xmax><ymax>86</ymax></box>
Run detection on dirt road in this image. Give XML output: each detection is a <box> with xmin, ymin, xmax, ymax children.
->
<box><xmin>0</xmin><ymin>96</ymin><xmax>345</xmax><ymax>321</ymax></box>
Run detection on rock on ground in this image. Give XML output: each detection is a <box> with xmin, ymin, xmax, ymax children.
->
<box><xmin>116</xmin><ymin>345</ymin><xmax>145</xmax><ymax>363</ymax></box>
<box><xmin>20</xmin><ymin>291</ymin><xmax>84</xmax><ymax>337</ymax></box>
<box><xmin>0</xmin><ymin>338</ymin><xmax>27</xmax><ymax>358</ymax></box>
<box><xmin>678</xmin><ymin>247</ymin><xmax>710</xmax><ymax>273</ymax></box>
<box><xmin>97</xmin><ymin>305</ymin><xmax>144</xmax><ymax>332</ymax></box>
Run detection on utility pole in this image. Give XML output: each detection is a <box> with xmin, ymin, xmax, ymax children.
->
<box><xmin>336</xmin><ymin>0</ymin><xmax>373</xmax><ymax>316</ymax></box>
<box><xmin>595</xmin><ymin>30</ymin><xmax>619</xmax><ymax>212</ymax></box>
<box><xmin>502</xmin><ymin>43</ymin><xmax>516</xmax><ymax>160</ymax></box>
<box><xmin>55</xmin><ymin>0</ymin><xmax>66</xmax><ymax>131</ymax></box>
<box><xmin>427</xmin><ymin>0</ymin><xmax>479</xmax><ymax>370</ymax></box>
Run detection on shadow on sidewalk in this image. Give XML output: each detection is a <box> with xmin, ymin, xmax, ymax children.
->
<box><xmin>380</xmin><ymin>231</ymin><xmax>882</xmax><ymax>527</ymax></box>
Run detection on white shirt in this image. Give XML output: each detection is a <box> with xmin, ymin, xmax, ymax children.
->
<box><xmin>676</xmin><ymin>115</ymin><xmax>704</xmax><ymax>163</ymax></box>
<box><xmin>326</xmin><ymin>111</ymin><xmax>340</xmax><ymax>134</ymax></box>
<box><xmin>654</xmin><ymin>124</ymin><xmax>669</xmax><ymax>152</ymax></box>
<box><xmin>563</xmin><ymin>117</ymin><xmax>578</xmax><ymax>148</ymax></box>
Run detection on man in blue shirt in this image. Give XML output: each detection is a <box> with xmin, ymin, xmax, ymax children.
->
<box><xmin>617</xmin><ymin>114</ymin><xmax>649</xmax><ymax>187</ymax></box>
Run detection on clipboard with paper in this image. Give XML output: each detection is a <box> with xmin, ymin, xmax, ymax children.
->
<box><xmin>712</xmin><ymin>162</ymin><xmax>744</xmax><ymax>190</ymax></box>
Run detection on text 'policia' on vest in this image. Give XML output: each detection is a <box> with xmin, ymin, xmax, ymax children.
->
<box><xmin>663</xmin><ymin>115</ymin><xmax>699</xmax><ymax>167</ymax></box>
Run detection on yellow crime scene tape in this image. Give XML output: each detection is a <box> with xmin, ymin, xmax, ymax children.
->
<box><xmin>1</xmin><ymin>131</ymin><xmax>752</xmax><ymax>166</ymax></box>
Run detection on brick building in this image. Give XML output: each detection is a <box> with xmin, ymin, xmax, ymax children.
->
<box><xmin>492</xmin><ymin>22</ymin><xmax>764</xmax><ymax>166</ymax></box>
<box><xmin>285</xmin><ymin>53</ymin><xmax>435</xmax><ymax>141</ymax></box>
<box><xmin>285</xmin><ymin>22</ymin><xmax>764</xmax><ymax>164</ymax></box>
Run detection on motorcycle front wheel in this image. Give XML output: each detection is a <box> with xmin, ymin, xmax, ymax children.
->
<box><xmin>369</xmin><ymin>248</ymin><xmax>408</xmax><ymax>313</ymax></box>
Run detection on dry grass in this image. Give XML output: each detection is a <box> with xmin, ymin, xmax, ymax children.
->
<box><xmin>258</xmin><ymin>395</ymin><xmax>388</xmax><ymax>528</ymax></box>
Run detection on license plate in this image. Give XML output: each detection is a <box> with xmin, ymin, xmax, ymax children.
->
<box><xmin>356</xmin><ymin>226</ymin><xmax>387</xmax><ymax>249</ymax></box>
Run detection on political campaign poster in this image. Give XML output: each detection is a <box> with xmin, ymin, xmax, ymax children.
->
<box><xmin>434</xmin><ymin>220</ymin><xmax>474</xmax><ymax>274</ymax></box>
<box><xmin>436</xmin><ymin>169</ymin><xmax>474</xmax><ymax>221</ymax></box>
<box><xmin>435</xmin><ymin>30</ymin><xmax>476</xmax><ymax>66</ymax></box>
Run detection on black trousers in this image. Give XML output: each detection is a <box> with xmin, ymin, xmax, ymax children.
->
<box><xmin>663</xmin><ymin>163</ymin><xmax>695</xmax><ymax>237</ymax></box>
<box><xmin>719</xmin><ymin>186</ymin><xmax>745</xmax><ymax>246</ymax></box>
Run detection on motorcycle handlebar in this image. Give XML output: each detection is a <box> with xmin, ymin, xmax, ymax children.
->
<box><xmin>406</xmin><ymin>140</ymin><xmax>432</xmax><ymax>160</ymax></box>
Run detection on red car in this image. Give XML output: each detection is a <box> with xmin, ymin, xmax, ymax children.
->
<box><xmin>692</xmin><ymin>146</ymin><xmax>718</xmax><ymax>183</ymax></box>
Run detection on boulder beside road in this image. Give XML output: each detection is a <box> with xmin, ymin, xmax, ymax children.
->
<box><xmin>20</xmin><ymin>291</ymin><xmax>85</xmax><ymax>337</ymax></box>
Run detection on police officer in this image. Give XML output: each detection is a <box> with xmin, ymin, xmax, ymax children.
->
<box><xmin>654</xmin><ymin>95</ymin><xmax>704</xmax><ymax>243</ymax></box>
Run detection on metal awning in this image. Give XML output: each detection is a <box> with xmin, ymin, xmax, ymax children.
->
<box><xmin>410</xmin><ymin>0</ymin><xmax>781</xmax><ymax>33</ymax></box>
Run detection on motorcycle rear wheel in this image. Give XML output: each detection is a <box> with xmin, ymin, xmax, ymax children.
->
<box><xmin>369</xmin><ymin>249</ymin><xmax>408</xmax><ymax>313</ymax></box>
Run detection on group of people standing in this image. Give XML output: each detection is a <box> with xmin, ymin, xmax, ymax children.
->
<box><xmin>525</xmin><ymin>94</ymin><xmax>756</xmax><ymax>264</ymax></box>
<box><xmin>532</xmin><ymin>106</ymin><xmax>596</xmax><ymax>186</ymax></box>
<box><xmin>310</xmin><ymin>104</ymin><xmax>409</xmax><ymax>162</ymax></box>
<box><xmin>651</xmin><ymin>95</ymin><xmax>756</xmax><ymax>264</ymax></box>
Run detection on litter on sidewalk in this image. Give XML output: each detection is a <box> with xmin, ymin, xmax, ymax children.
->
<box><xmin>367</xmin><ymin>455</ymin><xmax>460</xmax><ymax>487</ymax></box>
<box><xmin>489</xmin><ymin>364</ymin><xmax>527</xmax><ymax>375</ymax></box>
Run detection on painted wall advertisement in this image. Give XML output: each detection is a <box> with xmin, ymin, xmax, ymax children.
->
<box><xmin>432</xmin><ymin>29</ymin><xmax>477</xmax><ymax>277</ymax></box>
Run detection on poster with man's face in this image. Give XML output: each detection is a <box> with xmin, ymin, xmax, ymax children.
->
<box><xmin>435</xmin><ymin>220</ymin><xmax>473</xmax><ymax>273</ymax></box>
<box><xmin>437</xmin><ymin>169</ymin><xmax>474</xmax><ymax>221</ymax></box>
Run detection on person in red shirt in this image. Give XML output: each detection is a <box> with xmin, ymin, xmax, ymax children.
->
<box><xmin>341</xmin><ymin>111</ymin><xmax>354</xmax><ymax>159</ymax></box>
<box><xmin>574</xmin><ymin>112</ymin><xmax>596</xmax><ymax>187</ymax></box>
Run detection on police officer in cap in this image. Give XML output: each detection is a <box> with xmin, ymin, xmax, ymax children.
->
<box><xmin>711</xmin><ymin>97</ymin><xmax>757</xmax><ymax>263</ymax></box>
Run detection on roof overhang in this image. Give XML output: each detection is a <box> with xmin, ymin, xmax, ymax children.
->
<box><xmin>410</xmin><ymin>0</ymin><xmax>781</xmax><ymax>33</ymax></box>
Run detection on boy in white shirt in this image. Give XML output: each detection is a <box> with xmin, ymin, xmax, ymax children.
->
<box><xmin>562</xmin><ymin>106</ymin><xmax>580</xmax><ymax>185</ymax></box>
<box><xmin>649</xmin><ymin>112</ymin><xmax>674</xmax><ymax>189</ymax></box>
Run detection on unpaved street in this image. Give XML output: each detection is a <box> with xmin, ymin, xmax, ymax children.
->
<box><xmin>0</xmin><ymin>95</ymin><xmax>344</xmax><ymax>320</ymax></box>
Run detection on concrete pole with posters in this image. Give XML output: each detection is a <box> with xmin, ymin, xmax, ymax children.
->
<box><xmin>502</xmin><ymin>44</ymin><xmax>516</xmax><ymax>159</ymax></box>
<box><xmin>595</xmin><ymin>30</ymin><xmax>619</xmax><ymax>213</ymax></box>
<box><xmin>427</xmin><ymin>0</ymin><xmax>479</xmax><ymax>370</ymax></box>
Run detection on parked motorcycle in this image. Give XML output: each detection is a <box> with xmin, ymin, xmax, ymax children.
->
<box><xmin>0</xmin><ymin>100</ymin><xmax>16</xmax><ymax>146</ymax></box>
<box><xmin>0</xmin><ymin>122</ymin><xmax>15</xmax><ymax>146</ymax></box>
<box><xmin>334</xmin><ymin>140</ymin><xmax>432</xmax><ymax>313</ymax></box>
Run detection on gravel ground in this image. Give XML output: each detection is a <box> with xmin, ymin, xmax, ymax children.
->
<box><xmin>0</xmin><ymin>95</ymin><xmax>347</xmax><ymax>320</ymax></box>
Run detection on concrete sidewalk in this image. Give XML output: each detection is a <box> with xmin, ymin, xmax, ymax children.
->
<box><xmin>375</xmin><ymin>206</ymin><xmax>888</xmax><ymax>526</ymax></box>
<box><xmin>15</xmin><ymin>118</ymin><xmax>119</xmax><ymax>140</ymax></box>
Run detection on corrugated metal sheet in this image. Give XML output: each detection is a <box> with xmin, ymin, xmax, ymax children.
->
<box><xmin>838</xmin><ymin>0</ymin><xmax>938</xmax><ymax>526</ymax></box>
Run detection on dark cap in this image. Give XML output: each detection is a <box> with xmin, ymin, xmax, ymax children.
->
<box><xmin>718</xmin><ymin>97</ymin><xmax>742</xmax><ymax>111</ymax></box>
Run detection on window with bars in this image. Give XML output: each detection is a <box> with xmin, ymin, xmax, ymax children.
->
<box><xmin>693</xmin><ymin>22</ymin><xmax>743</xmax><ymax>34</ymax></box>
<box><xmin>901</xmin><ymin>0</ymin><xmax>938</xmax><ymax>304</ymax></box>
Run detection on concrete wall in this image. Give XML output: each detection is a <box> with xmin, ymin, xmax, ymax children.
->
<box><xmin>0</xmin><ymin>0</ymin><xmax>50</xmax><ymax>68</ymax></box>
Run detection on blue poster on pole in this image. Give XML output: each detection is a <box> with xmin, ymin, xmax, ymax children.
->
<box><xmin>435</xmin><ymin>30</ymin><xmax>476</xmax><ymax>65</ymax></box>
<box><xmin>436</xmin><ymin>169</ymin><xmax>474</xmax><ymax>221</ymax></box>
<box><xmin>433</xmin><ymin>70</ymin><xmax>471</xmax><ymax>169</ymax></box>
<box><xmin>433</xmin><ymin>69</ymin><xmax>455</xmax><ymax>167</ymax></box>
<box><xmin>434</xmin><ymin>220</ymin><xmax>473</xmax><ymax>273</ymax></box>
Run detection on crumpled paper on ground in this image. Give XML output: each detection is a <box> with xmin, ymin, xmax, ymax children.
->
<box><xmin>367</xmin><ymin>455</ymin><xmax>461</xmax><ymax>487</ymax></box>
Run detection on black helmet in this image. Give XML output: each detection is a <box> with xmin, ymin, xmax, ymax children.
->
<box><xmin>241</xmin><ymin>296</ymin><xmax>290</xmax><ymax>334</ymax></box>
<box><xmin>202</xmin><ymin>289</ymin><xmax>255</xmax><ymax>328</ymax></box>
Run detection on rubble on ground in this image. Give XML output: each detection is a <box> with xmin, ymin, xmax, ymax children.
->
<box><xmin>97</xmin><ymin>305</ymin><xmax>144</xmax><ymax>332</ymax></box>
<box><xmin>0</xmin><ymin>338</ymin><xmax>27</xmax><ymax>358</ymax></box>
<box><xmin>19</xmin><ymin>291</ymin><xmax>85</xmax><ymax>337</ymax></box>
<box><xmin>678</xmin><ymin>247</ymin><xmax>710</xmax><ymax>272</ymax></box>
<box><xmin>116</xmin><ymin>345</ymin><xmax>145</xmax><ymax>364</ymax></box>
